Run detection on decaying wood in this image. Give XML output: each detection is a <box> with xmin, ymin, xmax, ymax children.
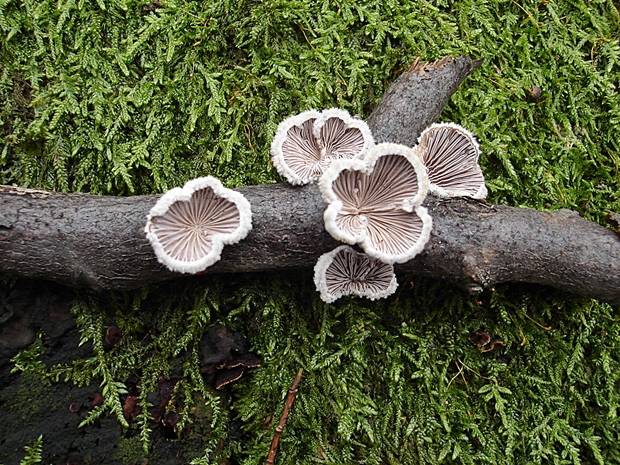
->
<box><xmin>367</xmin><ymin>56</ymin><xmax>483</xmax><ymax>146</ymax></box>
<box><xmin>0</xmin><ymin>56</ymin><xmax>618</xmax><ymax>303</ymax></box>
<box><xmin>265</xmin><ymin>369</ymin><xmax>304</xmax><ymax>465</ymax></box>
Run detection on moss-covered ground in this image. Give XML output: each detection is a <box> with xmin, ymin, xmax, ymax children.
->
<box><xmin>1</xmin><ymin>0</ymin><xmax>619</xmax><ymax>463</ymax></box>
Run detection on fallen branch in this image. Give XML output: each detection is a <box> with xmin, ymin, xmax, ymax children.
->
<box><xmin>1</xmin><ymin>56</ymin><xmax>618</xmax><ymax>302</ymax></box>
<box><xmin>266</xmin><ymin>369</ymin><xmax>304</xmax><ymax>465</ymax></box>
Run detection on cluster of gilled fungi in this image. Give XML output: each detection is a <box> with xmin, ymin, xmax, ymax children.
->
<box><xmin>270</xmin><ymin>108</ymin><xmax>374</xmax><ymax>185</ymax></box>
<box><xmin>319</xmin><ymin>143</ymin><xmax>432</xmax><ymax>264</ymax></box>
<box><xmin>142</xmin><ymin>109</ymin><xmax>486</xmax><ymax>304</ymax></box>
<box><xmin>269</xmin><ymin>112</ymin><xmax>486</xmax><ymax>303</ymax></box>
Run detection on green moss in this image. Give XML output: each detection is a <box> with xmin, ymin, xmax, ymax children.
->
<box><xmin>18</xmin><ymin>435</ymin><xmax>43</xmax><ymax>465</ymax></box>
<box><xmin>9</xmin><ymin>278</ymin><xmax>617</xmax><ymax>464</ymax></box>
<box><xmin>2</xmin><ymin>0</ymin><xmax>619</xmax><ymax>463</ymax></box>
<box><xmin>5</xmin><ymin>338</ymin><xmax>51</xmax><ymax>420</ymax></box>
<box><xmin>113</xmin><ymin>436</ymin><xmax>146</xmax><ymax>465</ymax></box>
<box><xmin>1</xmin><ymin>0</ymin><xmax>618</xmax><ymax>221</ymax></box>
<box><xmin>3</xmin><ymin>372</ymin><xmax>50</xmax><ymax>421</ymax></box>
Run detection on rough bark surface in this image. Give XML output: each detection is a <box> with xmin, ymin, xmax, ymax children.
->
<box><xmin>367</xmin><ymin>56</ymin><xmax>483</xmax><ymax>145</ymax></box>
<box><xmin>1</xmin><ymin>56</ymin><xmax>618</xmax><ymax>303</ymax></box>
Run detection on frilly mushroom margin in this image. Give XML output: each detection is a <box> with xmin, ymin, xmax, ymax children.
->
<box><xmin>314</xmin><ymin>245</ymin><xmax>398</xmax><ymax>303</ymax></box>
<box><xmin>270</xmin><ymin>108</ymin><xmax>375</xmax><ymax>186</ymax></box>
<box><xmin>417</xmin><ymin>122</ymin><xmax>487</xmax><ymax>199</ymax></box>
<box><xmin>145</xmin><ymin>177</ymin><xmax>252</xmax><ymax>274</ymax></box>
<box><xmin>319</xmin><ymin>143</ymin><xmax>433</xmax><ymax>264</ymax></box>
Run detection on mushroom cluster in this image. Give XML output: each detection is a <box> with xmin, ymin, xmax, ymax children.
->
<box><xmin>271</xmin><ymin>109</ymin><xmax>487</xmax><ymax>303</ymax></box>
<box><xmin>142</xmin><ymin>109</ymin><xmax>488</xmax><ymax>302</ymax></box>
<box><xmin>319</xmin><ymin>143</ymin><xmax>432</xmax><ymax>264</ymax></box>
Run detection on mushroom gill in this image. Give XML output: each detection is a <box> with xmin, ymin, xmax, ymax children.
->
<box><xmin>271</xmin><ymin>108</ymin><xmax>374</xmax><ymax>185</ymax></box>
<box><xmin>145</xmin><ymin>177</ymin><xmax>252</xmax><ymax>273</ymax></box>
<box><xmin>319</xmin><ymin>143</ymin><xmax>432</xmax><ymax>264</ymax></box>
<box><xmin>417</xmin><ymin>122</ymin><xmax>487</xmax><ymax>199</ymax></box>
<box><xmin>314</xmin><ymin>246</ymin><xmax>397</xmax><ymax>303</ymax></box>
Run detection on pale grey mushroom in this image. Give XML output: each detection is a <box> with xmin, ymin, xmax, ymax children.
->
<box><xmin>314</xmin><ymin>246</ymin><xmax>398</xmax><ymax>303</ymax></box>
<box><xmin>271</xmin><ymin>108</ymin><xmax>374</xmax><ymax>185</ymax></box>
<box><xmin>417</xmin><ymin>122</ymin><xmax>487</xmax><ymax>199</ymax></box>
<box><xmin>145</xmin><ymin>177</ymin><xmax>252</xmax><ymax>274</ymax></box>
<box><xmin>319</xmin><ymin>143</ymin><xmax>432</xmax><ymax>264</ymax></box>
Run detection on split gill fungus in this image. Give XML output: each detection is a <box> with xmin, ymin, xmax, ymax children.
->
<box><xmin>314</xmin><ymin>245</ymin><xmax>398</xmax><ymax>303</ymax></box>
<box><xmin>270</xmin><ymin>108</ymin><xmax>375</xmax><ymax>185</ymax></box>
<box><xmin>417</xmin><ymin>122</ymin><xmax>487</xmax><ymax>199</ymax></box>
<box><xmin>319</xmin><ymin>142</ymin><xmax>433</xmax><ymax>264</ymax></box>
<box><xmin>145</xmin><ymin>176</ymin><xmax>252</xmax><ymax>273</ymax></box>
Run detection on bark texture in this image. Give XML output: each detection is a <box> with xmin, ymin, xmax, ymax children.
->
<box><xmin>367</xmin><ymin>56</ymin><xmax>483</xmax><ymax>145</ymax></box>
<box><xmin>1</xmin><ymin>56</ymin><xmax>618</xmax><ymax>302</ymax></box>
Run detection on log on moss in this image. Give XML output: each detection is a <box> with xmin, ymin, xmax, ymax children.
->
<box><xmin>0</xmin><ymin>56</ymin><xmax>618</xmax><ymax>303</ymax></box>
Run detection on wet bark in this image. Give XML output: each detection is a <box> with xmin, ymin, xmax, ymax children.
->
<box><xmin>1</xmin><ymin>56</ymin><xmax>618</xmax><ymax>303</ymax></box>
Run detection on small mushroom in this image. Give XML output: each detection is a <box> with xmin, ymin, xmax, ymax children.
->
<box><xmin>122</xmin><ymin>394</ymin><xmax>139</xmax><ymax>421</ymax></box>
<box><xmin>68</xmin><ymin>401</ymin><xmax>82</xmax><ymax>413</ymax></box>
<box><xmin>469</xmin><ymin>329</ymin><xmax>492</xmax><ymax>348</ymax></box>
<box><xmin>416</xmin><ymin>123</ymin><xmax>487</xmax><ymax>199</ymax></box>
<box><xmin>314</xmin><ymin>246</ymin><xmax>398</xmax><ymax>303</ymax></box>
<box><xmin>319</xmin><ymin>143</ymin><xmax>432</xmax><ymax>264</ymax></box>
<box><xmin>89</xmin><ymin>392</ymin><xmax>104</xmax><ymax>408</ymax></box>
<box><xmin>270</xmin><ymin>108</ymin><xmax>374</xmax><ymax>185</ymax></box>
<box><xmin>145</xmin><ymin>177</ymin><xmax>252</xmax><ymax>274</ymax></box>
<box><xmin>526</xmin><ymin>86</ymin><xmax>543</xmax><ymax>102</ymax></box>
<box><xmin>199</xmin><ymin>325</ymin><xmax>261</xmax><ymax>390</ymax></box>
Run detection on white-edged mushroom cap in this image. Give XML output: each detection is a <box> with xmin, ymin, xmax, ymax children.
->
<box><xmin>417</xmin><ymin>122</ymin><xmax>487</xmax><ymax>199</ymax></box>
<box><xmin>314</xmin><ymin>245</ymin><xmax>398</xmax><ymax>303</ymax></box>
<box><xmin>319</xmin><ymin>143</ymin><xmax>433</xmax><ymax>264</ymax></box>
<box><xmin>270</xmin><ymin>108</ymin><xmax>374</xmax><ymax>185</ymax></box>
<box><xmin>144</xmin><ymin>177</ymin><xmax>252</xmax><ymax>274</ymax></box>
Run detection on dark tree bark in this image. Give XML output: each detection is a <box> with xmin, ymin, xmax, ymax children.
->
<box><xmin>367</xmin><ymin>56</ymin><xmax>482</xmax><ymax>145</ymax></box>
<box><xmin>1</xmin><ymin>56</ymin><xmax>618</xmax><ymax>303</ymax></box>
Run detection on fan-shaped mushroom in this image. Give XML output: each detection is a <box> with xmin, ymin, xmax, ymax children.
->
<box><xmin>145</xmin><ymin>177</ymin><xmax>252</xmax><ymax>273</ymax></box>
<box><xmin>271</xmin><ymin>108</ymin><xmax>374</xmax><ymax>185</ymax></box>
<box><xmin>314</xmin><ymin>246</ymin><xmax>398</xmax><ymax>303</ymax></box>
<box><xmin>417</xmin><ymin>122</ymin><xmax>487</xmax><ymax>199</ymax></box>
<box><xmin>319</xmin><ymin>143</ymin><xmax>432</xmax><ymax>264</ymax></box>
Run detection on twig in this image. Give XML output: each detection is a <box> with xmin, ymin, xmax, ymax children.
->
<box><xmin>447</xmin><ymin>359</ymin><xmax>466</xmax><ymax>389</ymax></box>
<box><xmin>265</xmin><ymin>369</ymin><xmax>304</xmax><ymax>465</ymax></box>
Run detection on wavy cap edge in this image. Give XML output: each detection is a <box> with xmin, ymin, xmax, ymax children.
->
<box><xmin>144</xmin><ymin>176</ymin><xmax>253</xmax><ymax>274</ymax></box>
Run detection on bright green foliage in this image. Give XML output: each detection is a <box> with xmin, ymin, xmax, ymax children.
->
<box><xmin>12</xmin><ymin>278</ymin><xmax>620</xmax><ymax>464</ymax></box>
<box><xmin>2</xmin><ymin>0</ymin><xmax>620</xmax><ymax>463</ymax></box>
<box><xmin>10</xmin><ymin>335</ymin><xmax>48</xmax><ymax>380</ymax></box>
<box><xmin>44</xmin><ymin>289</ymin><xmax>231</xmax><ymax>460</ymax></box>
<box><xmin>223</xmin><ymin>281</ymin><xmax>620</xmax><ymax>464</ymax></box>
<box><xmin>15</xmin><ymin>435</ymin><xmax>43</xmax><ymax>465</ymax></box>
<box><xmin>1</xmin><ymin>0</ymin><xmax>619</xmax><ymax>221</ymax></box>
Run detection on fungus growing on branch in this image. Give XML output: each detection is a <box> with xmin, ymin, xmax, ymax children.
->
<box><xmin>314</xmin><ymin>246</ymin><xmax>398</xmax><ymax>303</ymax></box>
<box><xmin>319</xmin><ymin>143</ymin><xmax>432</xmax><ymax>264</ymax></box>
<box><xmin>417</xmin><ymin>122</ymin><xmax>487</xmax><ymax>199</ymax></box>
<box><xmin>144</xmin><ymin>177</ymin><xmax>252</xmax><ymax>273</ymax></box>
<box><xmin>271</xmin><ymin>108</ymin><xmax>374</xmax><ymax>185</ymax></box>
